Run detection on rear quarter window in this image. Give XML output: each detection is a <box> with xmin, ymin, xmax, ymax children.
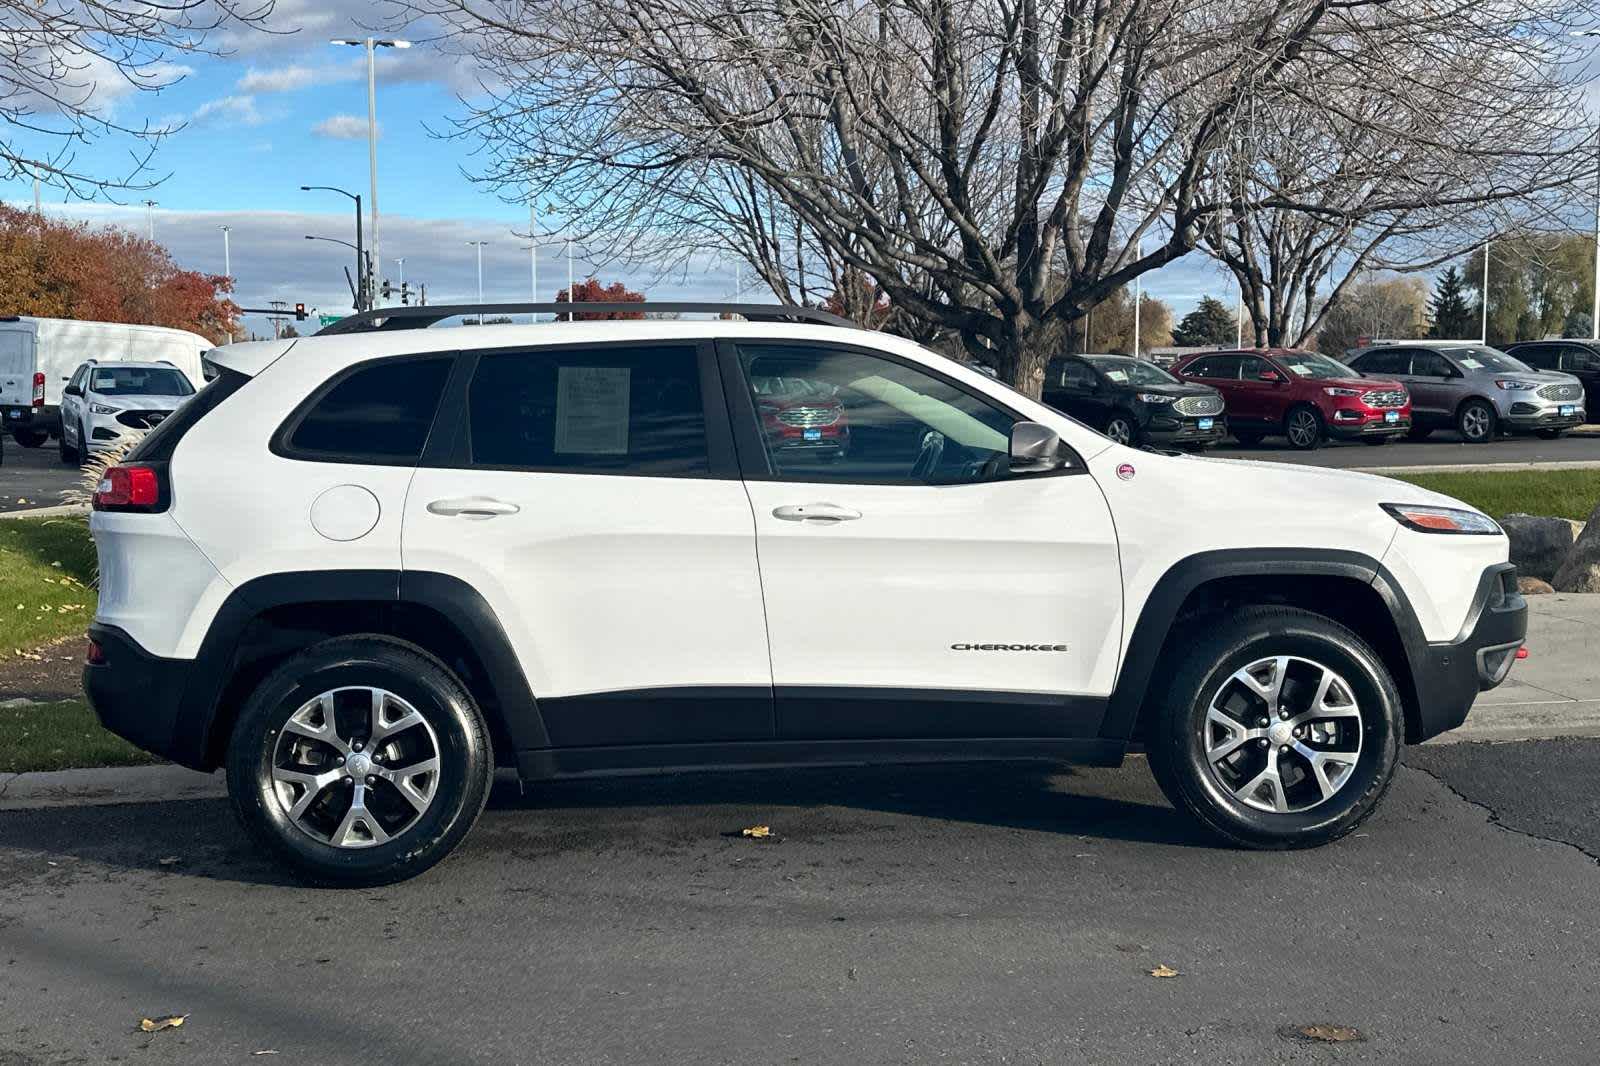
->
<box><xmin>275</xmin><ymin>356</ymin><xmax>452</xmax><ymax>465</ymax></box>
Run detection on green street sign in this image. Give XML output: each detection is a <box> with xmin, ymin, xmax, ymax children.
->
<box><xmin>318</xmin><ymin>314</ymin><xmax>345</xmax><ymax>327</ymax></box>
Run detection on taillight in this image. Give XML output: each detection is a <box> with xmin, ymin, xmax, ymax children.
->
<box><xmin>92</xmin><ymin>464</ymin><xmax>164</xmax><ymax>512</ymax></box>
<box><xmin>31</xmin><ymin>371</ymin><xmax>44</xmax><ymax>406</ymax></box>
<box><xmin>85</xmin><ymin>639</ymin><xmax>106</xmax><ymax>665</ymax></box>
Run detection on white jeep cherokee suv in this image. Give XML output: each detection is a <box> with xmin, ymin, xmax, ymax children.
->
<box><xmin>83</xmin><ymin>304</ymin><xmax>1527</xmax><ymax>886</ymax></box>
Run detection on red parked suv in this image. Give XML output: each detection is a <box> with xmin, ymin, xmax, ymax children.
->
<box><xmin>1173</xmin><ymin>349</ymin><xmax>1410</xmax><ymax>450</ymax></box>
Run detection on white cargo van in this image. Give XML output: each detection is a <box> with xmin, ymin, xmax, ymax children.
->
<box><xmin>0</xmin><ymin>317</ymin><xmax>210</xmax><ymax>447</ymax></box>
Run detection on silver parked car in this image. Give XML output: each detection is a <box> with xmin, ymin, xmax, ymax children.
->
<box><xmin>1346</xmin><ymin>342</ymin><xmax>1585</xmax><ymax>443</ymax></box>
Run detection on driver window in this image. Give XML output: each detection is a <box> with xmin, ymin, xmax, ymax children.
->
<box><xmin>737</xmin><ymin>344</ymin><xmax>1016</xmax><ymax>485</ymax></box>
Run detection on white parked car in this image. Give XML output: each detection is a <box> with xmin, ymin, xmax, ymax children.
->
<box><xmin>59</xmin><ymin>360</ymin><xmax>198</xmax><ymax>463</ymax></box>
<box><xmin>82</xmin><ymin>304</ymin><xmax>1527</xmax><ymax>886</ymax></box>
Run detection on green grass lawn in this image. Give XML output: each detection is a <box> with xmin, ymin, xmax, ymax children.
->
<box><xmin>1386</xmin><ymin>469</ymin><xmax>1600</xmax><ymax>522</ymax></box>
<box><xmin>0</xmin><ymin>699</ymin><xmax>157</xmax><ymax>773</ymax></box>
<box><xmin>0</xmin><ymin>517</ymin><xmax>96</xmax><ymax>658</ymax></box>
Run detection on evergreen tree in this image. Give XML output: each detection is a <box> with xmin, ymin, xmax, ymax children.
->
<box><xmin>1427</xmin><ymin>267</ymin><xmax>1474</xmax><ymax>339</ymax></box>
<box><xmin>1171</xmin><ymin>295</ymin><xmax>1237</xmax><ymax>347</ymax></box>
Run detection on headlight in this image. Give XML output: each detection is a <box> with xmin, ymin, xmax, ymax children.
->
<box><xmin>1495</xmin><ymin>380</ymin><xmax>1537</xmax><ymax>391</ymax></box>
<box><xmin>89</xmin><ymin>403</ymin><xmax>120</xmax><ymax>415</ymax></box>
<box><xmin>1382</xmin><ymin>503</ymin><xmax>1500</xmax><ymax>535</ymax></box>
<box><xmin>1324</xmin><ymin>387</ymin><xmax>1361</xmax><ymax>397</ymax></box>
<box><xmin>1136</xmin><ymin>392</ymin><xmax>1173</xmax><ymax>404</ymax></box>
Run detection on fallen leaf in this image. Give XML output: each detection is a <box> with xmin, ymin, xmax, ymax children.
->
<box><xmin>157</xmin><ymin>856</ymin><xmax>181</xmax><ymax>867</ymax></box>
<box><xmin>252</xmin><ymin>1051</ymin><xmax>280</xmax><ymax>1057</ymax></box>
<box><xmin>138</xmin><ymin>1014</ymin><xmax>188</xmax><ymax>1033</ymax></box>
<box><xmin>1282</xmin><ymin>1023</ymin><xmax>1365</xmax><ymax>1044</ymax></box>
<box><xmin>741</xmin><ymin>825</ymin><xmax>772</xmax><ymax>839</ymax></box>
<box><xmin>1148</xmin><ymin>964</ymin><xmax>1180</xmax><ymax>978</ymax></box>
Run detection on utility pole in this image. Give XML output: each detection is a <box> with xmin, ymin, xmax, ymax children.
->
<box><xmin>1236</xmin><ymin>285</ymin><xmax>1244</xmax><ymax>348</ymax></box>
<box><xmin>466</xmin><ymin>241</ymin><xmax>489</xmax><ymax>304</ymax></box>
<box><xmin>567</xmin><ymin>236</ymin><xmax>575</xmax><ymax>322</ymax></box>
<box><xmin>142</xmin><ymin>200</ymin><xmax>158</xmax><ymax>241</ymax></box>
<box><xmin>32</xmin><ymin>177</ymin><xmax>40</xmax><ymax>213</ymax></box>
<box><xmin>1133</xmin><ymin>239</ymin><xmax>1143</xmax><ymax>359</ymax></box>
<box><xmin>528</xmin><ymin>203</ymin><xmax>539</xmax><ymax>322</ymax></box>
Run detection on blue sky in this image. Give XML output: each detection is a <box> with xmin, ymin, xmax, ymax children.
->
<box><xmin>14</xmin><ymin>2</ymin><xmax>1590</xmax><ymax>338</ymax></box>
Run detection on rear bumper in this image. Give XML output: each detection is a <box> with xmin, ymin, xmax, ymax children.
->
<box><xmin>1408</xmin><ymin>563</ymin><xmax>1527</xmax><ymax>741</ymax></box>
<box><xmin>3</xmin><ymin>405</ymin><xmax>57</xmax><ymax>433</ymax></box>
<box><xmin>83</xmin><ymin>623</ymin><xmax>205</xmax><ymax>768</ymax></box>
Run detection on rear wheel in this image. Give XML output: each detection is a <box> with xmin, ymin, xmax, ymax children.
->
<box><xmin>226</xmin><ymin>636</ymin><xmax>494</xmax><ymax>887</ymax></box>
<box><xmin>1283</xmin><ymin>406</ymin><xmax>1323</xmax><ymax>450</ymax></box>
<box><xmin>1145</xmin><ymin>606</ymin><xmax>1402</xmax><ymax>849</ymax></box>
<box><xmin>1457</xmin><ymin>399</ymin><xmax>1496</xmax><ymax>444</ymax></box>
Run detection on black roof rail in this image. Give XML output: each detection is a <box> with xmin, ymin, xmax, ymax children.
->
<box><xmin>313</xmin><ymin>302</ymin><xmax>855</xmax><ymax>336</ymax></box>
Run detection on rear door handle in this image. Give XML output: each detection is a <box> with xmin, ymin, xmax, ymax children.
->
<box><xmin>427</xmin><ymin>496</ymin><xmax>520</xmax><ymax>518</ymax></box>
<box><xmin>772</xmin><ymin>503</ymin><xmax>862</xmax><ymax>523</ymax></box>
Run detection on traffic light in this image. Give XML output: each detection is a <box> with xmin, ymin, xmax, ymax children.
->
<box><xmin>294</xmin><ymin>302</ymin><xmax>307</xmax><ymax>320</ymax></box>
<box><xmin>381</xmin><ymin>279</ymin><xmax>393</xmax><ymax>299</ymax></box>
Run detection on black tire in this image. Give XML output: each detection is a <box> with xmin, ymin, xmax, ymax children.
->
<box><xmin>77</xmin><ymin>420</ymin><xmax>92</xmax><ymax>467</ymax></box>
<box><xmin>58</xmin><ymin>423</ymin><xmax>78</xmax><ymax>465</ymax></box>
<box><xmin>1536</xmin><ymin>428</ymin><xmax>1565</xmax><ymax>440</ymax></box>
<box><xmin>1283</xmin><ymin>405</ymin><xmax>1323</xmax><ymax>450</ymax></box>
<box><xmin>1405</xmin><ymin>425</ymin><xmax>1432</xmax><ymax>441</ymax></box>
<box><xmin>1231</xmin><ymin>430</ymin><xmax>1265</xmax><ymax>447</ymax></box>
<box><xmin>1145</xmin><ymin>606</ymin><xmax>1402</xmax><ymax>850</ymax></box>
<box><xmin>12</xmin><ymin>429</ymin><xmax>45</xmax><ymax>448</ymax></box>
<box><xmin>1456</xmin><ymin>399</ymin><xmax>1496</xmax><ymax>444</ymax></box>
<box><xmin>1103</xmin><ymin>411</ymin><xmax>1140</xmax><ymax>447</ymax></box>
<box><xmin>226</xmin><ymin>635</ymin><xmax>494</xmax><ymax>887</ymax></box>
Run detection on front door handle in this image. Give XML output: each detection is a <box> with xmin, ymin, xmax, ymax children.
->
<box><xmin>772</xmin><ymin>503</ymin><xmax>862</xmax><ymax>523</ymax></box>
<box><xmin>427</xmin><ymin>496</ymin><xmax>520</xmax><ymax>518</ymax></box>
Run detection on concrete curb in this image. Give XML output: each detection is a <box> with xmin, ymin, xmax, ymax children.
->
<box><xmin>1365</xmin><ymin>460</ymin><xmax>1600</xmax><ymax>474</ymax></box>
<box><xmin>0</xmin><ymin>764</ymin><xmax>224</xmax><ymax>810</ymax></box>
<box><xmin>0</xmin><ymin>503</ymin><xmax>87</xmax><ymax>520</ymax></box>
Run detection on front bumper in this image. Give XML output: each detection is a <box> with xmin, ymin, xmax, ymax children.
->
<box><xmin>1145</xmin><ymin>413</ymin><xmax>1227</xmax><ymax>445</ymax></box>
<box><xmin>1503</xmin><ymin>400</ymin><xmax>1585</xmax><ymax>431</ymax></box>
<box><xmin>1327</xmin><ymin>410</ymin><xmax>1409</xmax><ymax>439</ymax></box>
<box><xmin>83</xmin><ymin>623</ymin><xmax>205</xmax><ymax>768</ymax></box>
<box><xmin>1408</xmin><ymin>563</ymin><xmax>1527</xmax><ymax>741</ymax></box>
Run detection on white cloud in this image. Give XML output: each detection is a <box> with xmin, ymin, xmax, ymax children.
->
<box><xmin>236</xmin><ymin>64</ymin><xmax>351</xmax><ymax>94</ymax></box>
<box><xmin>312</xmin><ymin>114</ymin><xmax>377</xmax><ymax>140</ymax></box>
<box><xmin>187</xmin><ymin>94</ymin><xmax>267</xmax><ymax>128</ymax></box>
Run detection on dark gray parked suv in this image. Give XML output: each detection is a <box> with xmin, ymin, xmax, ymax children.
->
<box><xmin>1347</xmin><ymin>343</ymin><xmax>1585</xmax><ymax>443</ymax></box>
<box><xmin>1503</xmin><ymin>340</ymin><xmax>1600</xmax><ymax>424</ymax></box>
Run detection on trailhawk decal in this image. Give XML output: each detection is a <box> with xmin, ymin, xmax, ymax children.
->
<box><xmin>951</xmin><ymin>643</ymin><xmax>1069</xmax><ymax>652</ymax></box>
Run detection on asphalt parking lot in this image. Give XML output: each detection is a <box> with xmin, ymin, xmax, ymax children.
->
<box><xmin>2</xmin><ymin>742</ymin><xmax>1597</xmax><ymax>1064</ymax></box>
<box><xmin>0</xmin><ymin>436</ymin><xmax>75</xmax><ymax>513</ymax></box>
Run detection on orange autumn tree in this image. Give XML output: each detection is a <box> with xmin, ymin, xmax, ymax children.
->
<box><xmin>555</xmin><ymin>276</ymin><xmax>646</xmax><ymax>320</ymax></box>
<box><xmin>0</xmin><ymin>205</ymin><xmax>238</xmax><ymax>342</ymax></box>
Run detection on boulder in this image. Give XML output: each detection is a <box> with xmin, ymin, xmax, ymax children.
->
<box><xmin>1553</xmin><ymin>500</ymin><xmax>1600</xmax><ymax>593</ymax></box>
<box><xmin>1518</xmin><ymin>576</ymin><xmax>1554</xmax><ymax>595</ymax></box>
<box><xmin>1499</xmin><ymin>513</ymin><xmax>1575</xmax><ymax>582</ymax></box>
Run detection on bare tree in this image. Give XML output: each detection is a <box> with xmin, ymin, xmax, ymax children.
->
<box><xmin>0</xmin><ymin>0</ymin><xmax>275</xmax><ymax>197</ymax></box>
<box><xmin>1200</xmin><ymin>0</ymin><xmax>1593</xmax><ymax>348</ymax></box>
<box><xmin>404</xmin><ymin>0</ymin><xmax>1379</xmax><ymax>395</ymax></box>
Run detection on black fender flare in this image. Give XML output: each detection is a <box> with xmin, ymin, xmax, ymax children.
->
<box><xmin>1098</xmin><ymin>548</ymin><xmax>1428</xmax><ymax>742</ymax></box>
<box><xmin>174</xmin><ymin>569</ymin><xmax>547</xmax><ymax>768</ymax></box>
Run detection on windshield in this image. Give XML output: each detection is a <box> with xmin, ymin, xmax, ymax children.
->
<box><xmin>88</xmin><ymin>367</ymin><xmax>195</xmax><ymax>397</ymax></box>
<box><xmin>1279</xmin><ymin>352</ymin><xmax>1358</xmax><ymax>380</ymax></box>
<box><xmin>1085</xmin><ymin>357</ymin><xmax>1177</xmax><ymax>387</ymax></box>
<box><xmin>1438</xmin><ymin>347</ymin><xmax>1533</xmax><ymax>373</ymax></box>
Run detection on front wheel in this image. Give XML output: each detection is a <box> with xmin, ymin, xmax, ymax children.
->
<box><xmin>227</xmin><ymin>636</ymin><xmax>494</xmax><ymax>887</ymax></box>
<box><xmin>1103</xmin><ymin>412</ymin><xmax>1139</xmax><ymax>447</ymax></box>
<box><xmin>1283</xmin><ymin>406</ymin><xmax>1323</xmax><ymax>450</ymax></box>
<box><xmin>1457</xmin><ymin>399</ymin><xmax>1496</xmax><ymax>444</ymax></box>
<box><xmin>1145</xmin><ymin>606</ymin><xmax>1402</xmax><ymax>849</ymax></box>
<box><xmin>58</xmin><ymin>423</ymin><xmax>78</xmax><ymax>465</ymax></box>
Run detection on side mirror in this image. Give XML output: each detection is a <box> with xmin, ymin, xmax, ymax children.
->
<box><xmin>1010</xmin><ymin>421</ymin><xmax>1073</xmax><ymax>472</ymax></box>
<box><xmin>63</xmin><ymin>384</ymin><xmax>81</xmax><ymax>397</ymax></box>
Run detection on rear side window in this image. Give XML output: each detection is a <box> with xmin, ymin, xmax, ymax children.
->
<box><xmin>1354</xmin><ymin>349</ymin><xmax>1408</xmax><ymax>375</ymax></box>
<box><xmin>282</xmin><ymin>357</ymin><xmax>451</xmax><ymax>463</ymax></box>
<box><xmin>466</xmin><ymin>344</ymin><xmax>708</xmax><ymax>476</ymax></box>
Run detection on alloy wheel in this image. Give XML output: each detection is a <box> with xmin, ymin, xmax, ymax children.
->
<box><xmin>1105</xmin><ymin>417</ymin><xmax>1134</xmax><ymax>445</ymax></box>
<box><xmin>1460</xmin><ymin>404</ymin><xmax>1491</xmax><ymax>441</ymax></box>
<box><xmin>270</xmin><ymin>687</ymin><xmax>442</xmax><ymax>848</ymax></box>
<box><xmin>1286</xmin><ymin>410</ymin><xmax>1319</xmax><ymax>448</ymax></box>
<box><xmin>1201</xmin><ymin>655</ymin><xmax>1363</xmax><ymax>814</ymax></box>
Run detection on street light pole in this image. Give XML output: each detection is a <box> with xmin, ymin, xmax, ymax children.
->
<box><xmin>395</xmin><ymin>257</ymin><xmax>405</xmax><ymax>301</ymax></box>
<box><xmin>1572</xmin><ymin>31</ymin><xmax>1600</xmax><ymax>341</ymax></box>
<box><xmin>466</xmin><ymin>241</ymin><xmax>489</xmax><ymax>304</ymax></box>
<box><xmin>301</xmin><ymin>186</ymin><xmax>365</xmax><ymax>310</ymax></box>
<box><xmin>567</xmin><ymin>236</ymin><xmax>575</xmax><ymax>322</ymax></box>
<box><xmin>142</xmin><ymin>200</ymin><xmax>158</xmax><ymax>241</ymax></box>
<box><xmin>1133</xmin><ymin>239</ymin><xmax>1143</xmax><ymax>359</ymax></box>
<box><xmin>1481</xmin><ymin>241</ymin><xmax>1490</xmax><ymax>344</ymax></box>
<box><xmin>331</xmin><ymin>37</ymin><xmax>410</xmax><ymax>309</ymax></box>
<box><xmin>220</xmin><ymin>226</ymin><xmax>233</xmax><ymax>342</ymax></box>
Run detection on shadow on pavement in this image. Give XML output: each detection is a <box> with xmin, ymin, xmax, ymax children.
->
<box><xmin>1</xmin><ymin>759</ymin><xmax>1208</xmax><ymax>886</ymax></box>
